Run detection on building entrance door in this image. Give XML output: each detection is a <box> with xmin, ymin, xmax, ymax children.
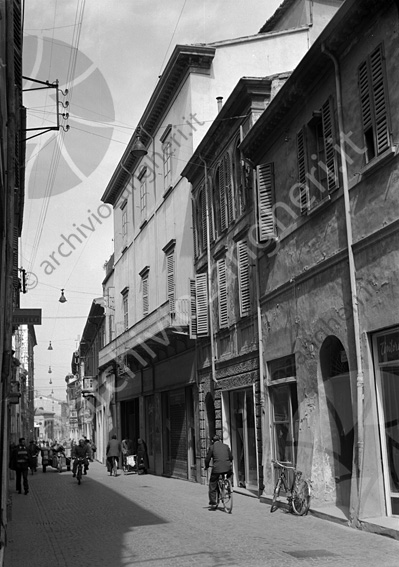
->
<box><xmin>225</xmin><ymin>388</ymin><xmax>257</xmax><ymax>490</ymax></box>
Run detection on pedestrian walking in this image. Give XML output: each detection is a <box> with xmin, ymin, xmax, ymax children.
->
<box><xmin>106</xmin><ymin>434</ymin><xmax>121</xmax><ymax>475</ymax></box>
<box><xmin>27</xmin><ymin>440</ymin><xmax>39</xmax><ymax>474</ymax></box>
<box><xmin>40</xmin><ymin>441</ymin><xmax>50</xmax><ymax>473</ymax></box>
<box><xmin>12</xmin><ymin>438</ymin><xmax>30</xmax><ymax>495</ymax></box>
<box><xmin>136</xmin><ymin>438</ymin><xmax>149</xmax><ymax>474</ymax></box>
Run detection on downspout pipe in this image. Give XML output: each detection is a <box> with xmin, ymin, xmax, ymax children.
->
<box><xmin>321</xmin><ymin>44</ymin><xmax>364</xmax><ymax>519</ymax></box>
<box><xmin>199</xmin><ymin>155</ymin><xmax>217</xmax><ymax>386</ymax></box>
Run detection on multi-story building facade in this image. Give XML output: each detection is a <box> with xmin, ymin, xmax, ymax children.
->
<box><xmin>13</xmin><ymin>324</ymin><xmax>37</xmax><ymax>440</ymax></box>
<box><xmin>182</xmin><ymin>75</ymin><xmax>289</xmax><ymax>493</ymax></box>
<box><xmin>240</xmin><ymin>0</ymin><xmax>399</xmax><ymax>527</ymax></box>
<box><xmin>0</xmin><ymin>0</ymin><xmax>25</xmax><ymax>561</ymax></box>
<box><xmin>99</xmin><ymin>0</ymin><xmax>344</xmax><ymax>482</ymax></box>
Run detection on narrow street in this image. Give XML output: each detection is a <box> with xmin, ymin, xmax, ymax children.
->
<box><xmin>5</xmin><ymin>463</ymin><xmax>399</xmax><ymax>567</ymax></box>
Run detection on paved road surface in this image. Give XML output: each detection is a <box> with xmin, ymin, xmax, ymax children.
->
<box><xmin>5</xmin><ymin>462</ymin><xmax>399</xmax><ymax>567</ymax></box>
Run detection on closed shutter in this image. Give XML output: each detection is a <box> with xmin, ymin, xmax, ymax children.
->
<box><xmin>167</xmin><ymin>251</ymin><xmax>175</xmax><ymax>313</ymax></box>
<box><xmin>169</xmin><ymin>389</ymin><xmax>188</xmax><ymax>479</ymax></box>
<box><xmin>296</xmin><ymin>130</ymin><xmax>309</xmax><ymax>214</ymax></box>
<box><xmin>200</xmin><ymin>187</ymin><xmax>207</xmax><ymax>251</ymax></box>
<box><xmin>189</xmin><ymin>278</ymin><xmax>197</xmax><ymax>338</ymax></box>
<box><xmin>142</xmin><ymin>274</ymin><xmax>149</xmax><ymax>316</ymax></box>
<box><xmin>219</xmin><ymin>160</ymin><xmax>227</xmax><ymax>232</ymax></box>
<box><xmin>321</xmin><ymin>98</ymin><xmax>338</xmax><ymax>192</ymax></box>
<box><xmin>196</xmin><ymin>273</ymin><xmax>209</xmax><ymax>336</ymax></box>
<box><xmin>192</xmin><ymin>200</ymin><xmax>198</xmax><ymax>257</ymax></box>
<box><xmin>217</xmin><ymin>258</ymin><xmax>228</xmax><ymax>328</ymax></box>
<box><xmin>225</xmin><ymin>154</ymin><xmax>235</xmax><ymax>225</ymax></box>
<box><xmin>238</xmin><ymin>241</ymin><xmax>250</xmax><ymax>317</ymax></box>
<box><xmin>256</xmin><ymin>162</ymin><xmax>276</xmax><ymax>241</ymax></box>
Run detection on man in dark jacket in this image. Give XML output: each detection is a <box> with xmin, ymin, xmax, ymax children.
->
<box><xmin>205</xmin><ymin>435</ymin><xmax>233</xmax><ymax>508</ymax></box>
<box><xmin>72</xmin><ymin>439</ymin><xmax>89</xmax><ymax>476</ymax></box>
<box><xmin>13</xmin><ymin>438</ymin><xmax>30</xmax><ymax>495</ymax></box>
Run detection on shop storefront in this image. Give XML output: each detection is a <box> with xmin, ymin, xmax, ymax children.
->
<box><xmin>373</xmin><ymin>328</ymin><xmax>399</xmax><ymax>517</ymax></box>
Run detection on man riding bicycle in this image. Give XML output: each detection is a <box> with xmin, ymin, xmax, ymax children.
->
<box><xmin>72</xmin><ymin>439</ymin><xmax>89</xmax><ymax>477</ymax></box>
<box><xmin>205</xmin><ymin>434</ymin><xmax>233</xmax><ymax>508</ymax></box>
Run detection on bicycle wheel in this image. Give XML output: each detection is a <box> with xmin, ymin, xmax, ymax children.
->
<box><xmin>270</xmin><ymin>478</ymin><xmax>282</xmax><ymax>513</ymax></box>
<box><xmin>77</xmin><ymin>465</ymin><xmax>82</xmax><ymax>485</ymax></box>
<box><xmin>292</xmin><ymin>479</ymin><xmax>311</xmax><ymax>516</ymax></box>
<box><xmin>222</xmin><ymin>478</ymin><xmax>233</xmax><ymax>514</ymax></box>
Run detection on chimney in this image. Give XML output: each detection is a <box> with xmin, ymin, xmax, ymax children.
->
<box><xmin>216</xmin><ymin>97</ymin><xmax>223</xmax><ymax>113</ymax></box>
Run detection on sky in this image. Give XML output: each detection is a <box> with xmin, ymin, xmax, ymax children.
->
<box><xmin>20</xmin><ymin>0</ymin><xmax>282</xmax><ymax>400</ymax></box>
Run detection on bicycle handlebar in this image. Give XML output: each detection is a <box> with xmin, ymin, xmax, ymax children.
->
<box><xmin>271</xmin><ymin>459</ymin><xmax>296</xmax><ymax>470</ymax></box>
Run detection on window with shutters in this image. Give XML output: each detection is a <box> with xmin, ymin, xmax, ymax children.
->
<box><xmin>138</xmin><ymin>167</ymin><xmax>148</xmax><ymax>222</ymax></box>
<box><xmin>121</xmin><ymin>199</ymin><xmax>128</xmax><ymax>238</ymax></box>
<box><xmin>217</xmin><ymin>258</ymin><xmax>228</xmax><ymax>328</ymax></box>
<box><xmin>256</xmin><ymin>162</ymin><xmax>276</xmax><ymax>242</ymax></box>
<box><xmin>121</xmin><ymin>288</ymin><xmax>129</xmax><ymax>331</ymax></box>
<box><xmin>166</xmin><ymin>250</ymin><xmax>175</xmax><ymax>313</ymax></box>
<box><xmin>163</xmin><ymin>139</ymin><xmax>172</xmax><ymax>190</ymax></box>
<box><xmin>296</xmin><ymin>97</ymin><xmax>339</xmax><ymax>214</ymax></box>
<box><xmin>237</xmin><ymin>241</ymin><xmax>250</xmax><ymax>317</ymax></box>
<box><xmin>195</xmin><ymin>272</ymin><xmax>209</xmax><ymax>336</ymax></box>
<box><xmin>358</xmin><ymin>43</ymin><xmax>390</xmax><ymax>163</ymax></box>
<box><xmin>216</xmin><ymin>153</ymin><xmax>235</xmax><ymax>234</ymax></box>
<box><xmin>141</xmin><ymin>269</ymin><xmax>149</xmax><ymax>317</ymax></box>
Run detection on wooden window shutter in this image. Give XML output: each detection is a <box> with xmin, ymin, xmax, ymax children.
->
<box><xmin>238</xmin><ymin>241</ymin><xmax>250</xmax><ymax>317</ymax></box>
<box><xmin>200</xmin><ymin>188</ymin><xmax>207</xmax><ymax>251</ymax></box>
<box><xmin>189</xmin><ymin>278</ymin><xmax>197</xmax><ymax>338</ymax></box>
<box><xmin>192</xmin><ymin>199</ymin><xmax>198</xmax><ymax>258</ymax></box>
<box><xmin>256</xmin><ymin>162</ymin><xmax>276</xmax><ymax>241</ymax></box>
<box><xmin>217</xmin><ymin>258</ymin><xmax>228</xmax><ymax>328</ymax></box>
<box><xmin>219</xmin><ymin>160</ymin><xmax>227</xmax><ymax>232</ymax></box>
<box><xmin>321</xmin><ymin>98</ymin><xmax>339</xmax><ymax>191</ymax></box>
<box><xmin>225</xmin><ymin>154</ymin><xmax>235</xmax><ymax>225</ymax></box>
<box><xmin>296</xmin><ymin>130</ymin><xmax>309</xmax><ymax>214</ymax></box>
<box><xmin>167</xmin><ymin>251</ymin><xmax>175</xmax><ymax>313</ymax></box>
<box><xmin>196</xmin><ymin>273</ymin><xmax>209</xmax><ymax>336</ymax></box>
<box><xmin>370</xmin><ymin>44</ymin><xmax>389</xmax><ymax>155</ymax></box>
<box><xmin>142</xmin><ymin>274</ymin><xmax>149</xmax><ymax>316</ymax></box>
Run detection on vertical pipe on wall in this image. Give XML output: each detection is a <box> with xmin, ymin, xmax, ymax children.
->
<box><xmin>321</xmin><ymin>44</ymin><xmax>364</xmax><ymax>520</ymax></box>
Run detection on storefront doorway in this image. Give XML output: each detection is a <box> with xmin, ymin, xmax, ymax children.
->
<box><xmin>222</xmin><ymin>388</ymin><xmax>258</xmax><ymax>491</ymax></box>
<box><xmin>373</xmin><ymin>329</ymin><xmax>399</xmax><ymax>516</ymax></box>
<box><xmin>320</xmin><ymin>336</ymin><xmax>354</xmax><ymax>509</ymax></box>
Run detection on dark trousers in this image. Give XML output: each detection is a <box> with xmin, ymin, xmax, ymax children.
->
<box><xmin>107</xmin><ymin>456</ymin><xmax>118</xmax><ymax>472</ymax></box>
<box><xmin>72</xmin><ymin>459</ymin><xmax>88</xmax><ymax>474</ymax></box>
<box><xmin>208</xmin><ymin>471</ymin><xmax>232</xmax><ymax>505</ymax></box>
<box><xmin>16</xmin><ymin>468</ymin><xmax>29</xmax><ymax>493</ymax></box>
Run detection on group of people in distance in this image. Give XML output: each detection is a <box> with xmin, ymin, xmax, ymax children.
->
<box><xmin>107</xmin><ymin>436</ymin><xmax>149</xmax><ymax>475</ymax></box>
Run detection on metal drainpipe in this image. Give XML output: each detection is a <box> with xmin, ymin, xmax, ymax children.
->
<box><xmin>321</xmin><ymin>44</ymin><xmax>364</xmax><ymax>512</ymax></box>
<box><xmin>199</xmin><ymin>155</ymin><xmax>217</xmax><ymax>386</ymax></box>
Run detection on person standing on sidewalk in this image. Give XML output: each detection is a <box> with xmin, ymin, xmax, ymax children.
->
<box><xmin>40</xmin><ymin>441</ymin><xmax>50</xmax><ymax>473</ymax></box>
<box><xmin>106</xmin><ymin>434</ymin><xmax>121</xmax><ymax>475</ymax></box>
<box><xmin>13</xmin><ymin>438</ymin><xmax>30</xmax><ymax>495</ymax></box>
<box><xmin>205</xmin><ymin>435</ymin><xmax>233</xmax><ymax>508</ymax></box>
<box><xmin>27</xmin><ymin>440</ymin><xmax>39</xmax><ymax>474</ymax></box>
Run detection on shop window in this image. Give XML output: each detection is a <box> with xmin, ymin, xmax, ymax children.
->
<box><xmin>268</xmin><ymin>355</ymin><xmax>298</xmax><ymax>466</ymax></box>
<box><xmin>373</xmin><ymin>329</ymin><xmax>399</xmax><ymax>516</ymax></box>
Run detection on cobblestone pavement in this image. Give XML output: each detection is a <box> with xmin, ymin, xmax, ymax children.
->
<box><xmin>4</xmin><ymin>462</ymin><xmax>399</xmax><ymax>567</ymax></box>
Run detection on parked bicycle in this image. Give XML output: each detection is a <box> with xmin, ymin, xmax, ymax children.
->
<box><xmin>212</xmin><ymin>473</ymin><xmax>233</xmax><ymax>514</ymax></box>
<box><xmin>270</xmin><ymin>459</ymin><xmax>311</xmax><ymax>515</ymax></box>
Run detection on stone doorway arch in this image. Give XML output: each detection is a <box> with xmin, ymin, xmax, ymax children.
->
<box><xmin>320</xmin><ymin>336</ymin><xmax>354</xmax><ymax>508</ymax></box>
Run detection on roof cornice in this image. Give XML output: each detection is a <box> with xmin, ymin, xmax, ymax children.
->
<box><xmin>101</xmin><ymin>44</ymin><xmax>215</xmax><ymax>206</ymax></box>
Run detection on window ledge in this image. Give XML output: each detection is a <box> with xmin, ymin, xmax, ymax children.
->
<box><xmin>358</xmin><ymin>146</ymin><xmax>397</xmax><ymax>179</ymax></box>
<box><xmin>308</xmin><ymin>194</ymin><xmax>331</xmax><ymax>214</ymax></box>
